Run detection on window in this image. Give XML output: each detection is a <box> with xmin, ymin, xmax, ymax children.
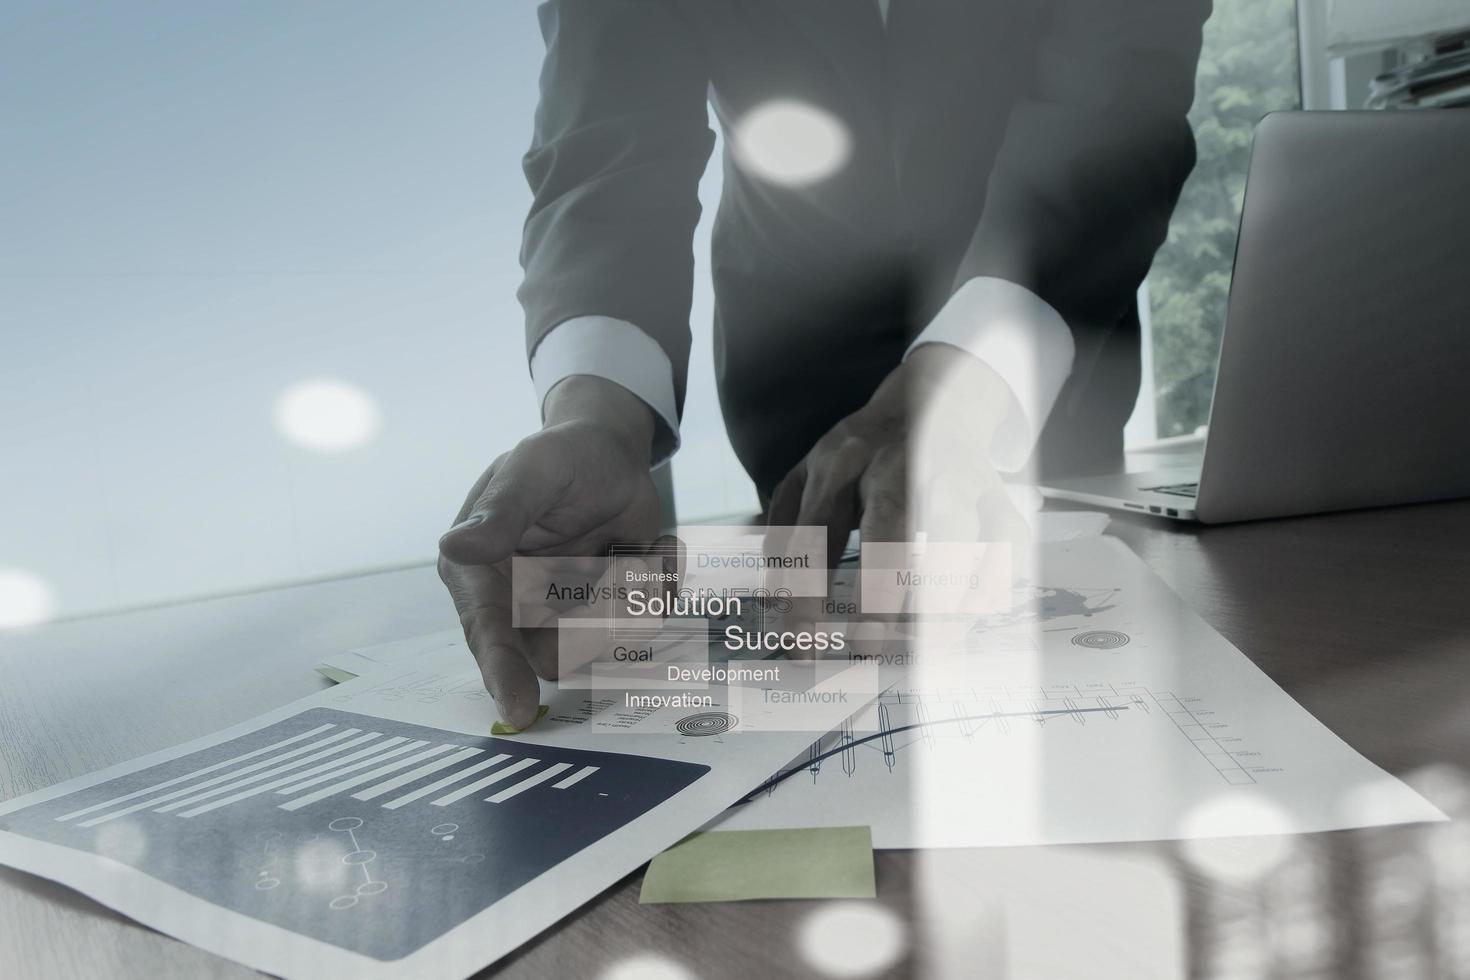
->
<box><xmin>1140</xmin><ymin>0</ymin><xmax>1303</xmax><ymax>439</ymax></box>
<box><xmin>0</xmin><ymin>4</ymin><xmax>547</xmax><ymax>617</ymax></box>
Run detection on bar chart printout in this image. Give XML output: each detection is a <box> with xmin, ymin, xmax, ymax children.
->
<box><xmin>0</xmin><ymin>708</ymin><xmax>709</xmax><ymax>960</ymax></box>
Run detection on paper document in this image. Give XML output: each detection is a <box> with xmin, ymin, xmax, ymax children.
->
<box><xmin>0</xmin><ymin>650</ymin><xmax>869</xmax><ymax>980</ymax></box>
<box><xmin>317</xmin><ymin>533</ymin><xmax>1443</xmax><ymax>851</ymax></box>
<box><xmin>316</xmin><ymin>628</ymin><xmax>465</xmax><ymax>684</ymax></box>
<box><xmin>715</xmin><ymin>537</ymin><xmax>1445</xmax><ymax>847</ymax></box>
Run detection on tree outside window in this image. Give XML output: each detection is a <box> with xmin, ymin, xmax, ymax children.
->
<box><xmin>1146</xmin><ymin>0</ymin><xmax>1302</xmax><ymax>437</ymax></box>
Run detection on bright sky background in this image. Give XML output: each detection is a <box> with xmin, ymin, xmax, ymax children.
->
<box><xmin>1</xmin><ymin>1</ymin><xmax>750</xmax><ymax>620</ymax></box>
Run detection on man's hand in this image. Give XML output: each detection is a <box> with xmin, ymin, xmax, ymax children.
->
<box><xmin>767</xmin><ymin>345</ymin><xmax>1031</xmax><ymax>612</ymax></box>
<box><xmin>438</xmin><ymin>377</ymin><xmax>658</xmax><ymax>729</ymax></box>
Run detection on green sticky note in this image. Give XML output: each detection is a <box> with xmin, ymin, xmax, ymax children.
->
<box><xmin>314</xmin><ymin>665</ymin><xmax>359</xmax><ymax>685</ymax></box>
<box><xmin>639</xmin><ymin>826</ymin><xmax>876</xmax><ymax>904</ymax></box>
<box><xmin>491</xmin><ymin>704</ymin><xmax>549</xmax><ymax>735</ymax></box>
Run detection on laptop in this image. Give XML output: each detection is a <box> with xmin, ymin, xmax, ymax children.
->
<box><xmin>1040</xmin><ymin>110</ymin><xmax>1470</xmax><ymax>524</ymax></box>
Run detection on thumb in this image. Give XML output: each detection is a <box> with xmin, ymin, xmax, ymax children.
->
<box><xmin>439</xmin><ymin>444</ymin><xmax>564</xmax><ymax>565</ymax></box>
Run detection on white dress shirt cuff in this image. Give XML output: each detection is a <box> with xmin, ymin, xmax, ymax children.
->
<box><xmin>907</xmin><ymin>277</ymin><xmax>1075</xmax><ymax>473</ymax></box>
<box><xmin>530</xmin><ymin>316</ymin><xmax>681</xmax><ymax>465</ymax></box>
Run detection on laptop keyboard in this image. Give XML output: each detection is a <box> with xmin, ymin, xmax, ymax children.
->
<box><xmin>1140</xmin><ymin>482</ymin><xmax>1199</xmax><ymax>498</ymax></box>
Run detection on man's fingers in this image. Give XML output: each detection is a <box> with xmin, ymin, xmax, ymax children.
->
<box><xmin>916</xmin><ymin>470</ymin><xmax>985</xmax><ymax>545</ymax></box>
<box><xmin>798</xmin><ymin>444</ymin><xmax>867</xmax><ymax>566</ymax></box>
<box><xmin>977</xmin><ymin>483</ymin><xmax>1033</xmax><ymax>550</ymax></box>
<box><xmin>641</xmin><ymin>533</ymin><xmax>684</xmax><ymax>585</ymax></box>
<box><xmin>766</xmin><ymin>462</ymin><xmax>807</xmax><ymax>528</ymax></box>
<box><xmin>520</xmin><ymin>624</ymin><xmax>565</xmax><ymax>683</ymax></box>
<box><xmin>463</xmin><ymin>609</ymin><xmax>544</xmax><ymax>730</ymax></box>
<box><xmin>770</xmin><ymin>449</ymin><xmax>858</xmax><ymax>642</ymax></box>
<box><xmin>439</xmin><ymin>556</ymin><xmax>544</xmax><ymax>729</ymax></box>
<box><xmin>973</xmin><ymin>483</ymin><xmax>1034</xmax><ymax>614</ymax></box>
<box><xmin>440</xmin><ymin>442</ymin><xmax>567</xmax><ymax>566</ymax></box>
<box><xmin>857</xmin><ymin>447</ymin><xmax>911</xmax><ymax>547</ymax></box>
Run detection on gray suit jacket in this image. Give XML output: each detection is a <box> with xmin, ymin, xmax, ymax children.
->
<box><xmin>518</xmin><ymin>0</ymin><xmax>1209</xmax><ymax>494</ymax></box>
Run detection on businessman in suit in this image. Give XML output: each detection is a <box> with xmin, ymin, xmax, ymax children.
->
<box><xmin>440</xmin><ymin>0</ymin><xmax>1209</xmax><ymax>727</ymax></box>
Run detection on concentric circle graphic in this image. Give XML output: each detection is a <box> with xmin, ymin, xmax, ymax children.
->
<box><xmin>676</xmin><ymin>712</ymin><xmax>738</xmax><ymax>737</ymax></box>
<box><xmin>1071</xmin><ymin>629</ymin><xmax>1131</xmax><ymax>650</ymax></box>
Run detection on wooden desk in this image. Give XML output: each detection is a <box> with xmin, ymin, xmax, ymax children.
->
<box><xmin>3</xmin><ymin>502</ymin><xmax>1469</xmax><ymax>979</ymax></box>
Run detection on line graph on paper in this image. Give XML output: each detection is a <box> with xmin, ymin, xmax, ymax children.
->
<box><xmin>745</xmin><ymin>682</ymin><xmax>1258</xmax><ymax>803</ymax></box>
<box><xmin>0</xmin><ymin>708</ymin><xmax>708</xmax><ymax>961</ymax></box>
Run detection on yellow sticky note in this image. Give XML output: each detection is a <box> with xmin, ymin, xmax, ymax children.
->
<box><xmin>639</xmin><ymin>826</ymin><xmax>876</xmax><ymax>904</ymax></box>
<box><xmin>491</xmin><ymin>704</ymin><xmax>549</xmax><ymax>735</ymax></box>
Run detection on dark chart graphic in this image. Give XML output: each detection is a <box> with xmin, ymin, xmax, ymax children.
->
<box><xmin>0</xmin><ymin>708</ymin><xmax>708</xmax><ymax>960</ymax></box>
<box><xmin>979</xmin><ymin>584</ymin><xmax>1122</xmax><ymax>629</ymax></box>
<box><xmin>675</xmin><ymin>712</ymin><xmax>739</xmax><ymax>737</ymax></box>
<box><xmin>1070</xmin><ymin>629</ymin><xmax>1132</xmax><ymax>650</ymax></box>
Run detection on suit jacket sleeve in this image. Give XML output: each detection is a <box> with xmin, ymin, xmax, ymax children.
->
<box><xmin>517</xmin><ymin>0</ymin><xmax>715</xmax><ymax>418</ymax></box>
<box><xmin>958</xmin><ymin>0</ymin><xmax>1210</xmax><ymax>326</ymax></box>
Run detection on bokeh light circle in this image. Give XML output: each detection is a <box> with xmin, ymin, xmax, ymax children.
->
<box><xmin>1179</xmin><ymin>793</ymin><xmax>1295</xmax><ymax>882</ymax></box>
<box><xmin>273</xmin><ymin>378</ymin><xmax>382</xmax><ymax>452</ymax></box>
<box><xmin>733</xmin><ymin>99</ymin><xmax>851</xmax><ymax>186</ymax></box>
<box><xmin>0</xmin><ymin>567</ymin><xmax>57</xmax><ymax>629</ymax></box>
<box><xmin>798</xmin><ymin>901</ymin><xmax>907</xmax><ymax>978</ymax></box>
<box><xmin>599</xmin><ymin>953</ymin><xmax>698</xmax><ymax>980</ymax></box>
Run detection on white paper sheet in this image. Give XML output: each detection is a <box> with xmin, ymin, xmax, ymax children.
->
<box><xmin>715</xmin><ymin>536</ymin><xmax>1445</xmax><ymax>846</ymax></box>
<box><xmin>0</xmin><ymin>651</ymin><xmax>867</xmax><ymax>980</ymax></box>
<box><xmin>318</xmin><ymin>532</ymin><xmax>1441</xmax><ymax>852</ymax></box>
<box><xmin>317</xmin><ymin>627</ymin><xmax>465</xmax><ymax>682</ymax></box>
